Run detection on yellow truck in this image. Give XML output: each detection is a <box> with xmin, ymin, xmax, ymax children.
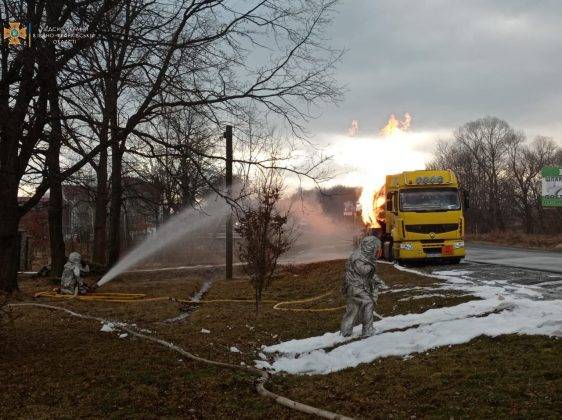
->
<box><xmin>375</xmin><ymin>169</ymin><xmax>467</xmax><ymax>264</ymax></box>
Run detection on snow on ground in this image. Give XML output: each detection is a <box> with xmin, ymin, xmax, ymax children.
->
<box><xmin>257</xmin><ymin>265</ymin><xmax>562</xmax><ymax>375</ymax></box>
<box><xmin>100</xmin><ymin>322</ymin><xmax>116</xmax><ymax>333</ymax></box>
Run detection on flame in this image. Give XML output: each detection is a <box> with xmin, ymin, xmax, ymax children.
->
<box><xmin>348</xmin><ymin>119</ymin><xmax>359</xmax><ymax>137</ymax></box>
<box><xmin>339</xmin><ymin>112</ymin><xmax>418</xmax><ymax>228</ymax></box>
<box><xmin>379</xmin><ymin>113</ymin><xmax>411</xmax><ymax>137</ymax></box>
<box><xmin>358</xmin><ymin>112</ymin><xmax>412</xmax><ymax>227</ymax></box>
<box><xmin>359</xmin><ymin>185</ymin><xmax>385</xmax><ymax>228</ymax></box>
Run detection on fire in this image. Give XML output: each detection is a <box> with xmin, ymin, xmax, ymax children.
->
<box><xmin>379</xmin><ymin>113</ymin><xmax>411</xmax><ymax>137</ymax></box>
<box><xmin>358</xmin><ymin>112</ymin><xmax>412</xmax><ymax>227</ymax></box>
<box><xmin>359</xmin><ymin>185</ymin><xmax>386</xmax><ymax>228</ymax></box>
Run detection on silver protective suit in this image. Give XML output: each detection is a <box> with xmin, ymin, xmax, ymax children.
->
<box><xmin>340</xmin><ymin>236</ymin><xmax>382</xmax><ymax>337</ymax></box>
<box><xmin>60</xmin><ymin>252</ymin><xmax>89</xmax><ymax>295</ymax></box>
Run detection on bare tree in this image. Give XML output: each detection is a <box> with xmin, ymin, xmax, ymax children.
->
<box><xmin>0</xmin><ymin>0</ymin><xmax>118</xmax><ymax>292</ymax></box>
<box><xmin>455</xmin><ymin>117</ymin><xmax>514</xmax><ymax>231</ymax></box>
<box><xmin>63</xmin><ymin>0</ymin><xmax>343</xmax><ymax>267</ymax></box>
<box><xmin>429</xmin><ymin>117</ymin><xmax>562</xmax><ymax>235</ymax></box>
<box><xmin>129</xmin><ymin>108</ymin><xmax>220</xmax><ymax>218</ymax></box>
<box><xmin>1</xmin><ymin>0</ymin><xmax>342</xmax><ymax>292</ymax></box>
<box><xmin>236</xmin><ymin>168</ymin><xmax>295</xmax><ymax>313</ymax></box>
<box><xmin>506</xmin><ymin>135</ymin><xmax>559</xmax><ymax>233</ymax></box>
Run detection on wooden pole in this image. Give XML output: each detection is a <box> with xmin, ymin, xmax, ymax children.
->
<box><xmin>225</xmin><ymin>125</ymin><xmax>233</xmax><ymax>280</ymax></box>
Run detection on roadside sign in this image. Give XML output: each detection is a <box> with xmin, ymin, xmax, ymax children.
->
<box><xmin>541</xmin><ymin>167</ymin><xmax>562</xmax><ymax>207</ymax></box>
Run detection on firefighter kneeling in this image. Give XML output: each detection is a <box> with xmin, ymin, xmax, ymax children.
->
<box><xmin>60</xmin><ymin>252</ymin><xmax>91</xmax><ymax>295</ymax></box>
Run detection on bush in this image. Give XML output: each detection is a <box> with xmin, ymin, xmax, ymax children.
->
<box><xmin>235</xmin><ymin>169</ymin><xmax>295</xmax><ymax>313</ymax></box>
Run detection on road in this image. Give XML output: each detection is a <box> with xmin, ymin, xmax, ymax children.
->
<box><xmin>284</xmin><ymin>241</ymin><xmax>562</xmax><ymax>274</ymax></box>
<box><xmin>466</xmin><ymin>242</ymin><xmax>562</xmax><ymax>274</ymax></box>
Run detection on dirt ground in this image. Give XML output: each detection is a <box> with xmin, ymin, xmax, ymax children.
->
<box><xmin>1</xmin><ymin>261</ymin><xmax>560</xmax><ymax>418</ymax></box>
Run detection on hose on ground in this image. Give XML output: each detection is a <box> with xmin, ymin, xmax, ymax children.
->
<box><xmin>34</xmin><ymin>290</ymin><xmax>348</xmax><ymax>312</ymax></box>
<box><xmin>7</xmin><ymin>303</ymin><xmax>353</xmax><ymax>420</ymax></box>
<box><xmin>273</xmin><ymin>291</ymin><xmax>345</xmax><ymax>312</ymax></box>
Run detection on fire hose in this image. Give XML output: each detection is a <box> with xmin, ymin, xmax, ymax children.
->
<box><xmin>7</xmin><ymin>302</ymin><xmax>353</xmax><ymax>420</ymax></box>
<box><xmin>33</xmin><ymin>290</ymin><xmax>350</xmax><ymax>312</ymax></box>
<box><xmin>33</xmin><ymin>290</ymin><xmax>385</xmax><ymax>318</ymax></box>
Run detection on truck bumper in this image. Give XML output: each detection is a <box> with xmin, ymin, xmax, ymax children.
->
<box><xmin>395</xmin><ymin>240</ymin><xmax>465</xmax><ymax>260</ymax></box>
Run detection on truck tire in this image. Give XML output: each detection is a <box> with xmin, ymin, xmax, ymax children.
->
<box><xmin>383</xmin><ymin>239</ymin><xmax>394</xmax><ymax>262</ymax></box>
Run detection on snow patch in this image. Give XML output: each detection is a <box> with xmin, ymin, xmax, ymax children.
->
<box><xmin>200</xmin><ymin>328</ymin><xmax>210</xmax><ymax>334</ymax></box>
<box><xmin>229</xmin><ymin>346</ymin><xmax>241</xmax><ymax>353</ymax></box>
<box><xmin>100</xmin><ymin>322</ymin><xmax>115</xmax><ymax>333</ymax></box>
<box><xmin>259</xmin><ymin>264</ymin><xmax>562</xmax><ymax>375</ymax></box>
<box><xmin>432</xmin><ymin>270</ymin><xmax>474</xmax><ymax>276</ymax></box>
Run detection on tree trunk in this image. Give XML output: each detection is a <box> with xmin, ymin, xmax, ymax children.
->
<box><xmin>0</xmin><ymin>184</ymin><xmax>20</xmax><ymax>293</ymax></box>
<box><xmin>524</xmin><ymin>206</ymin><xmax>534</xmax><ymax>234</ymax></box>
<box><xmin>47</xmin><ymin>164</ymin><xmax>66</xmax><ymax>276</ymax></box>
<box><xmin>108</xmin><ymin>143</ymin><xmax>123</xmax><ymax>267</ymax></box>
<box><xmin>0</xmin><ymin>12</ymin><xmax>19</xmax><ymax>292</ymax></box>
<box><xmin>93</xmin><ymin>143</ymin><xmax>108</xmax><ymax>266</ymax></box>
<box><xmin>45</xmin><ymin>31</ymin><xmax>66</xmax><ymax>277</ymax></box>
<box><xmin>105</xmin><ymin>72</ymin><xmax>121</xmax><ymax>267</ymax></box>
<box><xmin>46</xmin><ymin>103</ymin><xmax>66</xmax><ymax>276</ymax></box>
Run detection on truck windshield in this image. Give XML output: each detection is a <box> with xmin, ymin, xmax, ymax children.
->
<box><xmin>400</xmin><ymin>188</ymin><xmax>460</xmax><ymax>212</ymax></box>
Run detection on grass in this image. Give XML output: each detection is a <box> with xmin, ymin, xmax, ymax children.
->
<box><xmin>467</xmin><ymin>231</ymin><xmax>562</xmax><ymax>251</ymax></box>
<box><xmin>272</xmin><ymin>335</ymin><xmax>562</xmax><ymax>418</ymax></box>
<box><xmin>1</xmin><ymin>261</ymin><xmax>560</xmax><ymax>418</ymax></box>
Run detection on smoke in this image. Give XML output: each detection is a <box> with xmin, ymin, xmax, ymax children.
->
<box><xmin>97</xmin><ymin>186</ymin><xmax>359</xmax><ymax>285</ymax></box>
<box><xmin>97</xmin><ymin>195</ymin><xmax>231</xmax><ymax>286</ymax></box>
<box><xmin>279</xmin><ymin>191</ymin><xmax>359</xmax><ymax>264</ymax></box>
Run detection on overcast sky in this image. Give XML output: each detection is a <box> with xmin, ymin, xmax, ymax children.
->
<box><xmin>309</xmin><ymin>0</ymin><xmax>562</xmax><ymax>140</ymax></box>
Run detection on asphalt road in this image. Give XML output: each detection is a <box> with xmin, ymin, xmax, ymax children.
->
<box><xmin>283</xmin><ymin>241</ymin><xmax>562</xmax><ymax>274</ymax></box>
<box><xmin>466</xmin><ymin>242</ymin><xmax>562</xmax><ymax>274</ymax></box>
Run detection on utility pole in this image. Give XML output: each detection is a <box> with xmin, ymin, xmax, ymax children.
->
<box><xmin>224</xmin><ymin>125</ymin><xmax>233</xmax><ymax>280</ymax></box>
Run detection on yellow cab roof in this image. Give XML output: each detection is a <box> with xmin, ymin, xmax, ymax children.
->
<box><xmin>386</xmin><ymin>170</ymin><xmax>459</xmax><ymax>189</ymax></box>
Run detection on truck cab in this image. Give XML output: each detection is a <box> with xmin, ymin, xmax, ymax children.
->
<box><xmin>380</xmin><ymin>170</ymin><xmax>466</xmax><ymax>263</ymax></box>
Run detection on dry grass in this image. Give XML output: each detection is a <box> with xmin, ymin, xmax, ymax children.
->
<box><xmin>1</xmin><ymin>260</ymin><xmax>560</xmax><ymax>418</ymax></box>
<box><xmin>468</xmin><ymin>231</ymin><xmax>562</xmax><ymax>251</ymax></box>
<box><xmin>271</xmin><ymin>335</ymin><xmax>562</xmax><ymax>418</ymax></box>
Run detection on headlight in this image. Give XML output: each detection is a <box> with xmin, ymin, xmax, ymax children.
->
<box><xmin>400</xmin><ymin>243</ymin><xmax>414</xmax><ymax>250</ymax></box>
<box><xmin>453</xmin><ymin>241</ymin><xmax>464</xmax><ymax>249</ymax></box>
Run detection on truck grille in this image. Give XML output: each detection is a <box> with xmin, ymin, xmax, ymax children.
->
<box><xmin>405</xmin><ymin>223</ymin><xmax>458</xmax><ymax>234</ymax></box>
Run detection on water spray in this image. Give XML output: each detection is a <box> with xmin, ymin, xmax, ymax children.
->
<box><xmin>96</xmin><ymin>195</ymin><xmax>231</xmax><ymax>288</ymax></box>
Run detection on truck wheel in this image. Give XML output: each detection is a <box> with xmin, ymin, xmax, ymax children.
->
<box><xmin>449</xmin><ymin>258</ymin><xmax>461</xmax><ymax>265</ymax></box>
<box><xmin>383</xmin><ymin>239</ymin><xmax>394</xmax><ymax>262</ymax></box>
<box><xmin>388</xmin><ymin>240</ymin><xmax>394</xmax><ymax>262</ymax></box>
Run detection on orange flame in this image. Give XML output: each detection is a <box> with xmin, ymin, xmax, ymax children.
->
<box><xmin>359</xmin><ymin>185</ymin><xmax>385</xmax><ymax>228</ymax></box>
<box><xmin>379</xmin><ymin>113</ymin><xmax>411</xmax><ymax>137</ymax></box>
<box><xmin>353</xmin><ymin>112</ymin><xmax>413</xmax><ymax>228</ymax></box>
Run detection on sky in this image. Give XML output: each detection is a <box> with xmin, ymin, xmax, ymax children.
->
<box><xmin>301</xmin><ymin>0</ymin><xmax>562</xmax><ymax>188</ymax></box>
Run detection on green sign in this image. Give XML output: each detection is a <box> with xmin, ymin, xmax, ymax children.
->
<box><xmin>541</xmin><ymin>167</ymin><xmax>562</xmax><ymax>207</ymax></box>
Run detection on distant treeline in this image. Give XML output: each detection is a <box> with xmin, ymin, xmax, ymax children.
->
<box><xmin>428</xmin><ymin>117</ymin><xmax>562</xmax><ymax>234</ymax></box>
